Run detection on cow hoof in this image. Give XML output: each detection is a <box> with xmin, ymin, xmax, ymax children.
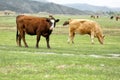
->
<box><xmin>101</xmin><ymin>43</ymin><xmax>104</xmax><ymax>45</ymax></box>
<box><xmin>47</xmin><ymin>47</ymin><xmax>51</xmax><ymax>49</ymax></box>
<box><xmin>36</xmin><ymin>46</ymin><xmax>39</xmax><ymax>48</ymax></box>
<box><xmin>67</xmin><ymin>42</ymin><xmax>70</xmax><ymax>44</ymax></box>
<box><xmin>91</xmin><ymin>43</ymin><xmax>94</xmax><ymax>45</ymax></box>
<box><xmin>18</xmin><ymin>45</ymin><xmax>22</xmax><ymax>47</ymax></box>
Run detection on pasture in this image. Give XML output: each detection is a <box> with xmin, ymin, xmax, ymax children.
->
<box><xmin>0</xmin><ymin>15</ymin><xmax>120</xmax><ymax>80</ymax></box>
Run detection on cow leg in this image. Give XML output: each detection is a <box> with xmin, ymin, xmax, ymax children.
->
<box><xmin>90</xmin><ymin>32</ymin><xmax>94</xmax><ymax>44</ymax></box>
<box><xmin>68</xmin><ymin>32</ymin><xmax>75</xmax><ymax>44</ymax></box>
<box><xmin>97</xmin><ymin>36</ymin><xmax>104</xmax><ymax>44</ymax></box>
<box><xmin>67</xmin><ymin>38</ymin><xmax>70</xmax><ymax>43</ymax></box>
<box><xmin>18</xmin><ymin>34</ymin><xmax>22</xmax><ymax>47</ymax></box>
<box><xmin>36</xmin><ymin>34</ymin><xmax>41</xmax><ymax>48</ymax></box>
<box><xmin>46</xmin><ymin>36</ymin><xmax>50</xmax><ymax>48</ymax></box>
<box><xmin>20</xmin><ymin>30</ymin><xmax>28</xmax><ymax>47</ymax></box>
<box><xmin>23</xmin><ymin>35</ymin><xmax>28</xmax><ymax>47</ymax></box>
<box><xmin>72</xmin><ymin>32</ymin><xmax>75</xmax><ymax>43</ymax></box>
<box><xmin>16</xmin><ymin>30</ymin><xmax>22</xmax><ymax>47</ymax></box>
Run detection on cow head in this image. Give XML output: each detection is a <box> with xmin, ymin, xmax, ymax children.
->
<box><xmin>46</xmin><ymin>15</ymin><xmax>59</xmax><ymax>30</ymax></box>
<box><xmin>102</xmin><ymin>35</ymin><xmax>105</xmax><ymax>44</ymax></box>
<box><xmin>98</xmin><ymin>35</ymin><xmax>105</xmax><ymax>44</ymax></box>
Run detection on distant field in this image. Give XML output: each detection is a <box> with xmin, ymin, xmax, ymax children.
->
<box><xmin>0</xmin><ymin>15</ymin><xmax>120</xmax><ymax>80</ymax></box>
<box><xmin>0</xmin><ymin>15</ymin><xmax>120</xmax><ymax>28</ymax></box>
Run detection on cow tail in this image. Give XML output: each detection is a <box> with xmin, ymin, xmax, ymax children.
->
<box><xmin>16</xmin><ymin>28</ymin><xmax>19</xmax><ymax>43</ymax></box>
<box><xmin>16</xmin><ymin>30</ymin><xmax>18</xmax><ymax>40</ymax></box>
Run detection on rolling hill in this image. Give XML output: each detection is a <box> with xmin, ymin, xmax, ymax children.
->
<box><xmin>65</xmin><ymin>3</ymin><xmax>120</xmax><ymax>12</ymax></box>
<box><xmin>0</xmin><ymin>0</ymin><xmax>89</xmax><ymax>15</ymax></box>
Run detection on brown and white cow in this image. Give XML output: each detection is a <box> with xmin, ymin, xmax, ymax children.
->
<box><xmin>63</xmin><ymin>19</ymin><xmax>105</xmax><ymax>44</ymax></box>
<box><xmin>16</xmin><ymin>15</ymin><xmax>59</xmax><ymax>48</ymax></box>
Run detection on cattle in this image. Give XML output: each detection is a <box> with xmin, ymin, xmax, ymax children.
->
<box><xmin>116</xmin><ymin>16</ymin><xmax>120</xmax><ymax>21</ymax></box>
<box><xmin>90</xmin><ymin>15</ymin><xmax>99</xmax><ymax>19</ymax></box>
<box><xmin>110</xmin><ymin>16</ymin><xmax>114</xmax><ymax>19</ymax></box>
<box><xmin>63</xmin><ymin>19</ymin><xmax>105</xmax><ymax>44</ymax></box>
<box><xmin>16</xmin><ymin>15</ymin><xmax>59</xmax><ymax>48</ymax></box>
<box><xmin>90</xmin><ymin>15</ymin><xmax>95</xmax><ymax>19</ymax></box>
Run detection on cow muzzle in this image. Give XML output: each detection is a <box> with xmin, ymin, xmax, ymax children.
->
<box><xmin>50</xmin><ymin>27</ymin><xmax>54</xmax><ymax>30</ymax></box>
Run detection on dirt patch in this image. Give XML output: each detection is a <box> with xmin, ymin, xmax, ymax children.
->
<box><xmin>3</xmin><ymin>49</ymin><xmax>120</xmax><ymax>58</ymax></box>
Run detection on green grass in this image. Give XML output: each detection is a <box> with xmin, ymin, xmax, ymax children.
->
<box><xmin>54</xmin><ymin>15</ymin><xmax>120</xmax><ymax>28</ymax></box>
<box><xmin>0</xmin><ymin>15</ymin><xmax>120</xmax><ymax>80</ymax></box>
<box><xmin>0</xmin><ymin>16</ymin><xmax>16</xmax><ymax>27</ymax></box>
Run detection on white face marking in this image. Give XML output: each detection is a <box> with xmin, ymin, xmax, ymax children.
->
<box><xmin>50</xmin><ymin>19</ymin><xmax>55</xmax><ymax>30</ymax></box>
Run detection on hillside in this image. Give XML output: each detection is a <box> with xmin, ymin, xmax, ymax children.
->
<box><xmin>65</xmin><ymin>3</ymin><xmax>120</xmax><ymax>12</ymax></box>
<box><xmin>0</xmin><ymin>0</ymin><xmax>89</xmax><ymax>15</ymax></box>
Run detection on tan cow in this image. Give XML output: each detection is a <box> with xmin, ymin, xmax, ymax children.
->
<box><xmin>63</xmin><ymin>19</ymin><xmax>105</xmax><ymax>44</ymax></box>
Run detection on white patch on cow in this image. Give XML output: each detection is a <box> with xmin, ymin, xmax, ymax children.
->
<box><xmin>50</xmin><ymin>19</ymin><xmax>55</xmax><ymax>30</ymax></box>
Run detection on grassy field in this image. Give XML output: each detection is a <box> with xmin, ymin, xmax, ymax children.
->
<box><xmin>0</xmin><ymin>15</ymin><xmax>120</xmax><ymax>80</ymax></box>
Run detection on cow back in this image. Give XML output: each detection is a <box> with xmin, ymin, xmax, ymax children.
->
<box><xmin>16</xmin><ymin>15</ymin><xmax>51</xmax><ymax>35</ymax></box>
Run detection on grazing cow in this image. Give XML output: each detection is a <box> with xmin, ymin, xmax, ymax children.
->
<box><xmin>16</xmin><ymin>15</ymin><xmax>59</xmax><ymax>48</ymax></box>
<box><xmin>110</xmin><ymin>16</ymin><xmax>114</xmax><ymax>19</ymax></box>
<box><xmin>116</xmin><ymin>16</ymin><xmax>120</xmax><ymax>21</ymax></box>
<box><xmin>90</xmin><ymin>15</ymin><xmax>95</xmax><ymax>19</ymax></box>
<box><xmin>91</xmin><ymin>15</ymin><xmax>99</xmax><ymax>19</ymax></box>
<box><xmin>96</xmin><ymin>15</ymin><xmax>99</xmax><ymax>18</ymax></box>
<box><xmin>63</xmin><ymin>19</ymin><xmax>105</xmax><ymax>44</ymax></box>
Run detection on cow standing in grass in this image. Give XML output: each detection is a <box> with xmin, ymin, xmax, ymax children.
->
<box><xmin>91</xmin><ymin>15</ymin><xmax>99</xmax><ymax>19</ymax></box>
<box><xmin>63</xmin><ymin>19</ymin><xmax>105</xmax><ymax>44</ymax></box>
<box><xmin>16</xmin><ymin>15</ymin><xmax>59</xmax><ymax>48</ymax></box>
<box><xmin>116</xmin><ymin>16</ymin><xmax>120</xmax><ymax>21</ymax></box>
<box><xmin>110</xmin><ymin>16</ymin><xmax>114</xmax><ymax>19</ymax></box>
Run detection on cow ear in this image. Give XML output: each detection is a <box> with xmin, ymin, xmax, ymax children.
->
<box><xmin>46</xmin><ymin>18</ymin><xmax>50</xmax><ymax>22</ymax></box>
<box><xmin>55</xmin><ymin>19</ymin><xmax>59</xmax><ymax>22</ymax></box>
<box><xmin>63</xmin><ymin>21</ymin><xmax>69</xmax><ymax>26</ymax></box>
